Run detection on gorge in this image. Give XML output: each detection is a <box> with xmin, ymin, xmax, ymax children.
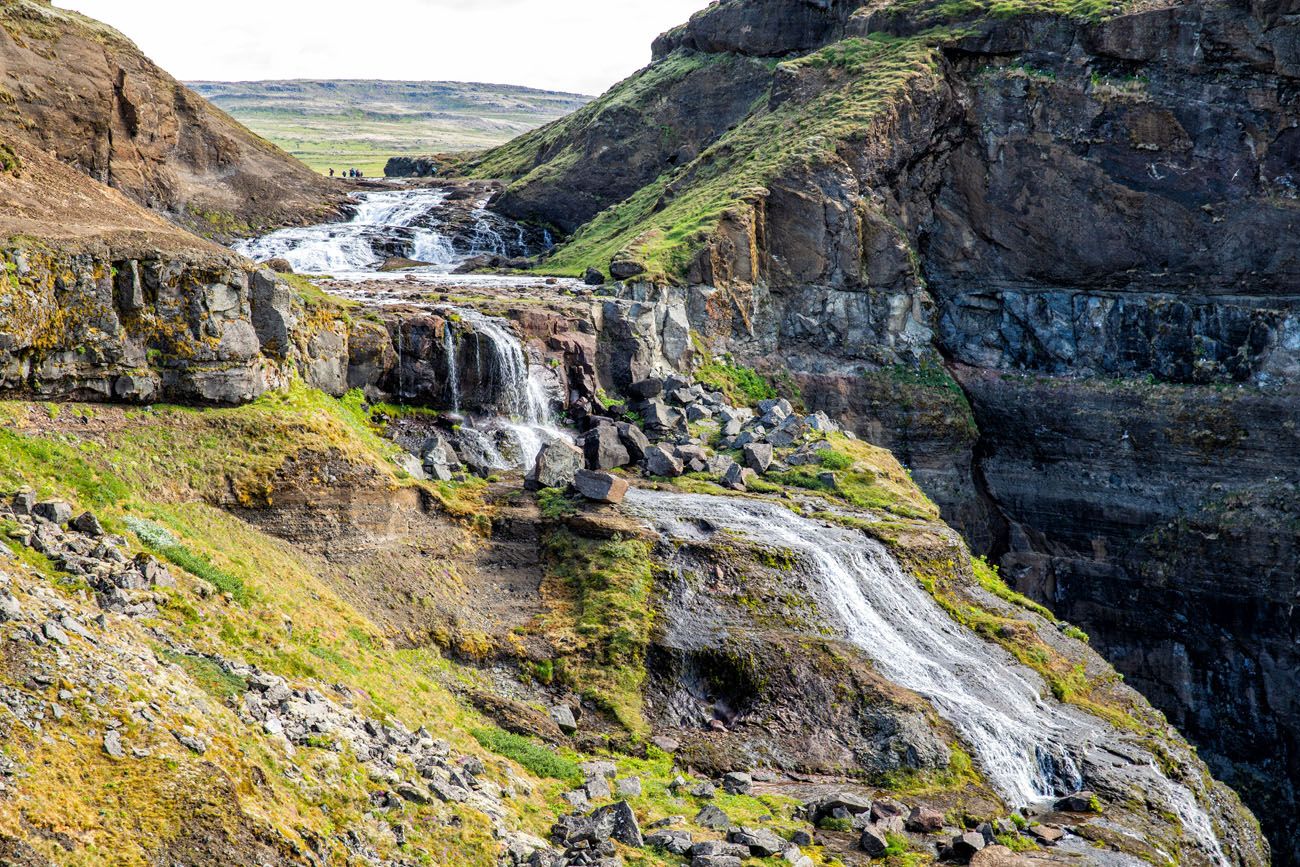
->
<box><xmin>0</xmin><ymin>0</ymin><xmax>1292</xmax><ymax>864</ymax></box>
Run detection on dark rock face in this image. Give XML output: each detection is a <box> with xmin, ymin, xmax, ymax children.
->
<box><xmin>961</xmin><ymin>368</ymin><xmax>1300</xmax><ymax>855</ymax></box>
<box><xmin>918</xmin><ymin>9</ymin><xmax>1300</xmax><ymax>860</ymax></box>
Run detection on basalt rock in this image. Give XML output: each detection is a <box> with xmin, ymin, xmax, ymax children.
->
<box><xmin>483</xmin><ymin>0</ymin><xmax>1300</xmax><ymax>855</ymax></box>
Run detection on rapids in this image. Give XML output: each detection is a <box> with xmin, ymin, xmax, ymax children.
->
<box><xmin>232</xmin><ymin>187</ymin><xmax>526</xmax><ymax>275</ymax></box>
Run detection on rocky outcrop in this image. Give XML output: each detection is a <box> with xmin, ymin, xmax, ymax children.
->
<box><xmin>0</xmin><ymin>0</ymin><xmax>341</xmax><ymax>239</ymax></box>
<box><xmin>471</xmin><ymin>0</ymin><xmax>1300</xmax><ymax>857</ymax></box>
<box><xmin>384</xmin><ymin>155</ymin><xmax>460</xmax><ymax>178</ymax></box>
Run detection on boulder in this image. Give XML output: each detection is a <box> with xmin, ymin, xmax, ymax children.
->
<box><xmin>529</xmin><ymin>440</ymin><xmax>584</xmax><ymax>490</ymax></box>
<box><xmin>574</xmin><ymin>470</ymin><xmax>629</xmax><ymax>504</ymax></box>
<box><xmin>393</xmin><ymin>453</ymin><xmax>428</xmax><ymax>481</ymax></box>
<box><xmin>695</xmin><ymin>804</ymin><xmax>731</xmax><ymax>830</ymax></box>
<box><xmin>1053</xmin><ymin>791</ymin><xmax>1100</xmax><ymax>813</ymax></box>
<box><xmin>871</xmin><ymin>799</ymin><xmax>905</xmax><ymax>821</ymax></box>
<box><xmin>609</xmin><ymin>258</ymin><xmax>646</xmax><ymax>280</ymax></box>
<box><xmin>583</xmin><ymin>425</ymin><xmax>631</xmax><ymax>471</ymax></box>
<box><xmin>689</xmin><ymin>841</ymin><xmax>750</xmax><ymax>858</ymax></box>
<box><xmin>859</xmin><ymin>825</ymin><xmax>889</xmax><ymax>856</ymax></box>
<box><xmin>550</xmin><ymin>705</ymin><xmax>578</xmax><ymax>734</ymax></box>
<box><xmin>616</xmin><ymin>421</ymin><xmax>651</xmax><ymax>462</ymax></box>
<box><xmin>1029</xmin><ymin>824</ymin><xmax>1065</xmax><ymax>844</ymax></box>
<box><xmin>70</xmin><ymin>512</ymin><xmax>103</xmax><ymax>536</ymax></box>
<box><xmin>33</xmin><ymin>501</ymin><xmax>72</xmax><ymax>525</ymax></box>
<box><xmin>906</xmin><ymin>804</ymin><xmax>944</xmax><ymax>833</ymax></box>
<box><xmin>728</xmin><ymin>826</ymin><xmax>784</xmax><ymax>857</ymax></box>
<box><xmin>584</xmin><ymin>267</ymin><xmax>606</xmax><ymax>286</ymax></box>
<box><xmin>646</xmin><ymin>829</ymin><xmax>693</xmax><ymax>855</ymax></box>
<box><xmin>952</xmin><ymin>830</ymin><xmax>987</xmax><ymax>860</ymax></box>
<box><xmin>691</xmin><ymin>857</ymin><xmax>742</xmax><ymax>867</ymax></box>
<box><xmin>617</xmin><ymin>776</ymin><xmax>643</xmax><ymax>798</ymax></box>
<box><xmin>596</xmin><ymin>801</ymin><xmax>643</xmax><ymax>847</ymax></box>
<box><xmin>638</xmin><ymin>398</ymin><xmax>683</xmax><ymax>433</ymax></box>
<box><xmin>722</xmin><ymin>463</ymin><xmax>756</xmax><ymax>491</ymax></box>
<box><xmin>721</xmin><ymin>770</ymin><xmax>753</xmax><ymax>795</ymax></box>
<box><xmin>628</xmin><ymin>377</ymin><xmax>664</xmax><ymax>399</ymax></box>
<box><xmin>645</xmin><ymin>444</ymin><xmax>685</xmax><ymax>477</ymax></box>
<box><xmin>743</xmin><ymin>443</ymin><xmax>774</xmax><ymax>473</ymax></box>
<box><xmin>11</xmin><ymin>491</ymin><xmax>34</xmax><ymax>516</ymax></box>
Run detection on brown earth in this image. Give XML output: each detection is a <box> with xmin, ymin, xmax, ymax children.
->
<box><xmin>0</xmin><ymin>0</ymin><xmax>343</xmax><ymax>241</ymax></box>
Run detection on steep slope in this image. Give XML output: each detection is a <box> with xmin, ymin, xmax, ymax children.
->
<box><xmin>467</xmin><ymin>0</ymin><xmax>1300</xmax><ymax>859</ymax></box>
<box><xmin>0</xmin><ymin>0</ymin><xmax>342</xmax><ymax>239</ymax></box>
<box><xmin>188</xmin><ymin>79</ymin><xmax>591</xmax><ymax>176</ymax></box>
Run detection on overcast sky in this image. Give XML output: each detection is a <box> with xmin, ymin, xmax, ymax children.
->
<box><xmin>54</xmin><ymin>1</ymin><xmax>710</xmax><ymax>95</ymax></box>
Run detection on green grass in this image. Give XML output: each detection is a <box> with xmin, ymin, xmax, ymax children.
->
<box><xmin>157</xmin><ymin>649</ymin><xmax>249</xmax><ymax>700</ymax></box>
<box><xmin>191</xmin><ymin>81</ymin><xmax>589</xmax><ymax>176</ymax></box>
<box><xmin>538</xmin><ymin>531</ymin><xmax>656</xmax><ymax>734</ymax></box>
<box><xmin>694</xmin><ymin>358</ymin><xmax>778</xmax><ymax>406</ymax></box>
<box><xmin>518</xmin><ymin>37</ymin><xmax>939</xmax><ymax>280</ymax></box>
<box><xmin>127</xmin><ymin>516</ymin><xmax>251</xmax><ymax>603</ymax></box>
<box><xmin>471</xmin><ymin>727</ymin><xmax>583</xmax><ymax>785</ymax></box>
<box><xmin>0</xmin><ymin>141</ymin><xmax>20</xmax><ymax>175</ymax></box>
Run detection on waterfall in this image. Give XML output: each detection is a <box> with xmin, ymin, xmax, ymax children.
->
<box><xmin>452</xmin><ymin>309</ymin><xmax>562</xmax><ymax>471</ymax></box>
<box><xmin>444</xmin><ymin>323</ymin><xmax>460</xmax><ymax>413</ymax></box>
<box><xmin>624</xmin><ymin>488</ymin><xmax>1230</xmax><ymax>864</ymax></box>
<box><xmin>232</xmin><ymin>188</ymin><xmax>533</xmax><ymax>275</ymax></box>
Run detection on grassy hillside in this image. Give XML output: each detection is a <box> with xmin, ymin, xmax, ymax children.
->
<box><xmin>189</xmin><ymin>80</ymin><xmax>591</xmax><ymax>177</ymax></box>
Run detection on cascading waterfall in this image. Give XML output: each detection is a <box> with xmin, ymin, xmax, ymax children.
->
<box><xmin>624</xmin><ymin>488</ymin><xmax>1230</xmax><ymax>864</ymax></box>
<box><xmin>456</xmin><ymin>309</ymin><xmax>561</xmax><ymax>471</ymax></box>
<box><xmin>232</xmin><ymin>189</ymin><xmax>525</xmax><ymax>274</ymax></box>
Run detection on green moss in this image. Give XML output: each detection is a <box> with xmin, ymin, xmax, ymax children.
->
<box><xmin>471</xmin><ymin>727</ymin><xmax>583</xmax><ymax>784</ymax></box>
<box><xmin>537</xmin><ymin>531</ymin><xmax>656</xmax><ymax>733</ymax></box>
<box><xmin>994</xmin><ymin>833</ymin><xmax>1040</xmax><ymax>851</ymax></box>
<box><xmin>156</xmin><ymin>649</ymin><xmax>248</xmax><ymax>700</ymax></box>
<box><xmin>0</xmin><ymin>141</ymin><xmax>20</xmax><ymax>175</ymax></box>
<box><xmin>538</xmin><ymin>488</ymin><xmax>580</xmax><ymax>519</ymax></box>
<box><xmin>694</xmin><ymin>358</ymin><xmax>778</xmax><ymax>406</ymax></box>
<box><xmin>818</xmin><ymin>816</ymin><xmax>854</xmax><ymax>832</ymax></box>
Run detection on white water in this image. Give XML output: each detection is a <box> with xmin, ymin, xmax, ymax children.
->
<box><xmin>458</xmin><ymin>309</ymin><xmax>565</xmax><ymax>471</ymax></box>
<box><xmin>624</xmin><ymin>488</ymin><xmax>1230</xmax><ymax>863</ymax></box>
<box><xmin>233</xmin><ymin>188</ymin><xmax>514</xmax><ymax>275</ymax></box>
<box><xmin>444</xmin><ymin>324</ymin><xmax>461</xmax><ymax>414</ymax></box>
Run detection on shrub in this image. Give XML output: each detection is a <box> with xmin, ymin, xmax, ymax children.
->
<box><xmin>126</xmin><ymin>516</ymin><xmax>249</xmax><ymax>603</ymax></box>
<box><xmin>817</xmin><ymin>817</ymin><xmax>853</xmax><ymax>832</ymax></box>
<box><xmin>471</xmin><ymin>727</ymin><xmax>582</xmax><ymax>784</ymax></box>
<box><xmin>819</xmin><ymin>450</ymin><xmax>854</xmax><ymax>471</ymax></box>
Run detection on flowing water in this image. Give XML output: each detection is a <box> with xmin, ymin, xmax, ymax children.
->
<box><xmin>624</xmin><ymin>488</ymin><xmax>1230</xmax><ymax>863</ymax></box>
<box><xmin>233</xmin><ymin>187</ymin><xmax>522</xmax><ymax>274</ymax></box>
<box><xmin>233</xmin><ymin>187</ymin><xmax>564</xmax><ymax>470</ymax></box>
<box><xmin>458</xmin><ymin>309</ymin><xmax>564</xmax><ymax>471</ymax></box>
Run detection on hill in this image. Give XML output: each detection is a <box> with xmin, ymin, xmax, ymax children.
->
<box><xmin>187</xmin><ymin>80</ymin><xmax>592</xmax><ymax>177</ymax></box>
<box><xmin>0</xmin><ymin>0</ymin><xmax>341</xmax><ymax>240</ymax></box>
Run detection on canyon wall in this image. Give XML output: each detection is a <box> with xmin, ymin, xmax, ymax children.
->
<box><xmin>475</xmin><ymin>0</ymin><xmax>1300</xmax><ymax>856</ymax></box>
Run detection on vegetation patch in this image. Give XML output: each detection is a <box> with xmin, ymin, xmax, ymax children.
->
<box><xmin>471</xmin><ymin>727</ymin><xmax>583</xmax><ymax>784</ymax></box>
<box><xmin>0</xmin><ymin>141</ymin><xmax>21</xmax><ymax>175</ymax></box>
<box><xmin>694</xmin><ymin>357</ymin><xmax>778</xmax><ymax>406</ymax></box>
<box><xmin>536</xmin><ymin>531</ymin><xmax>656</xmax><ymax>734</ymax></box>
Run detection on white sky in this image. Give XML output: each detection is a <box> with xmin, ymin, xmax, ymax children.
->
<box><xmin>54</xmin><ymin>0</ymin><xmax>710</xmax><ymax>95</ymax></box>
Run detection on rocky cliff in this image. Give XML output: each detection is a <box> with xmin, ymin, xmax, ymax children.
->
<box><xmin>0</xmin><ymin>0</ymin><xmax>342</xmax><ymax>239</ymax></box>
<box><xmin>470</xmin><ymin>0</ymin><xmax>1300</xmax><ymax>859</ymax></box>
